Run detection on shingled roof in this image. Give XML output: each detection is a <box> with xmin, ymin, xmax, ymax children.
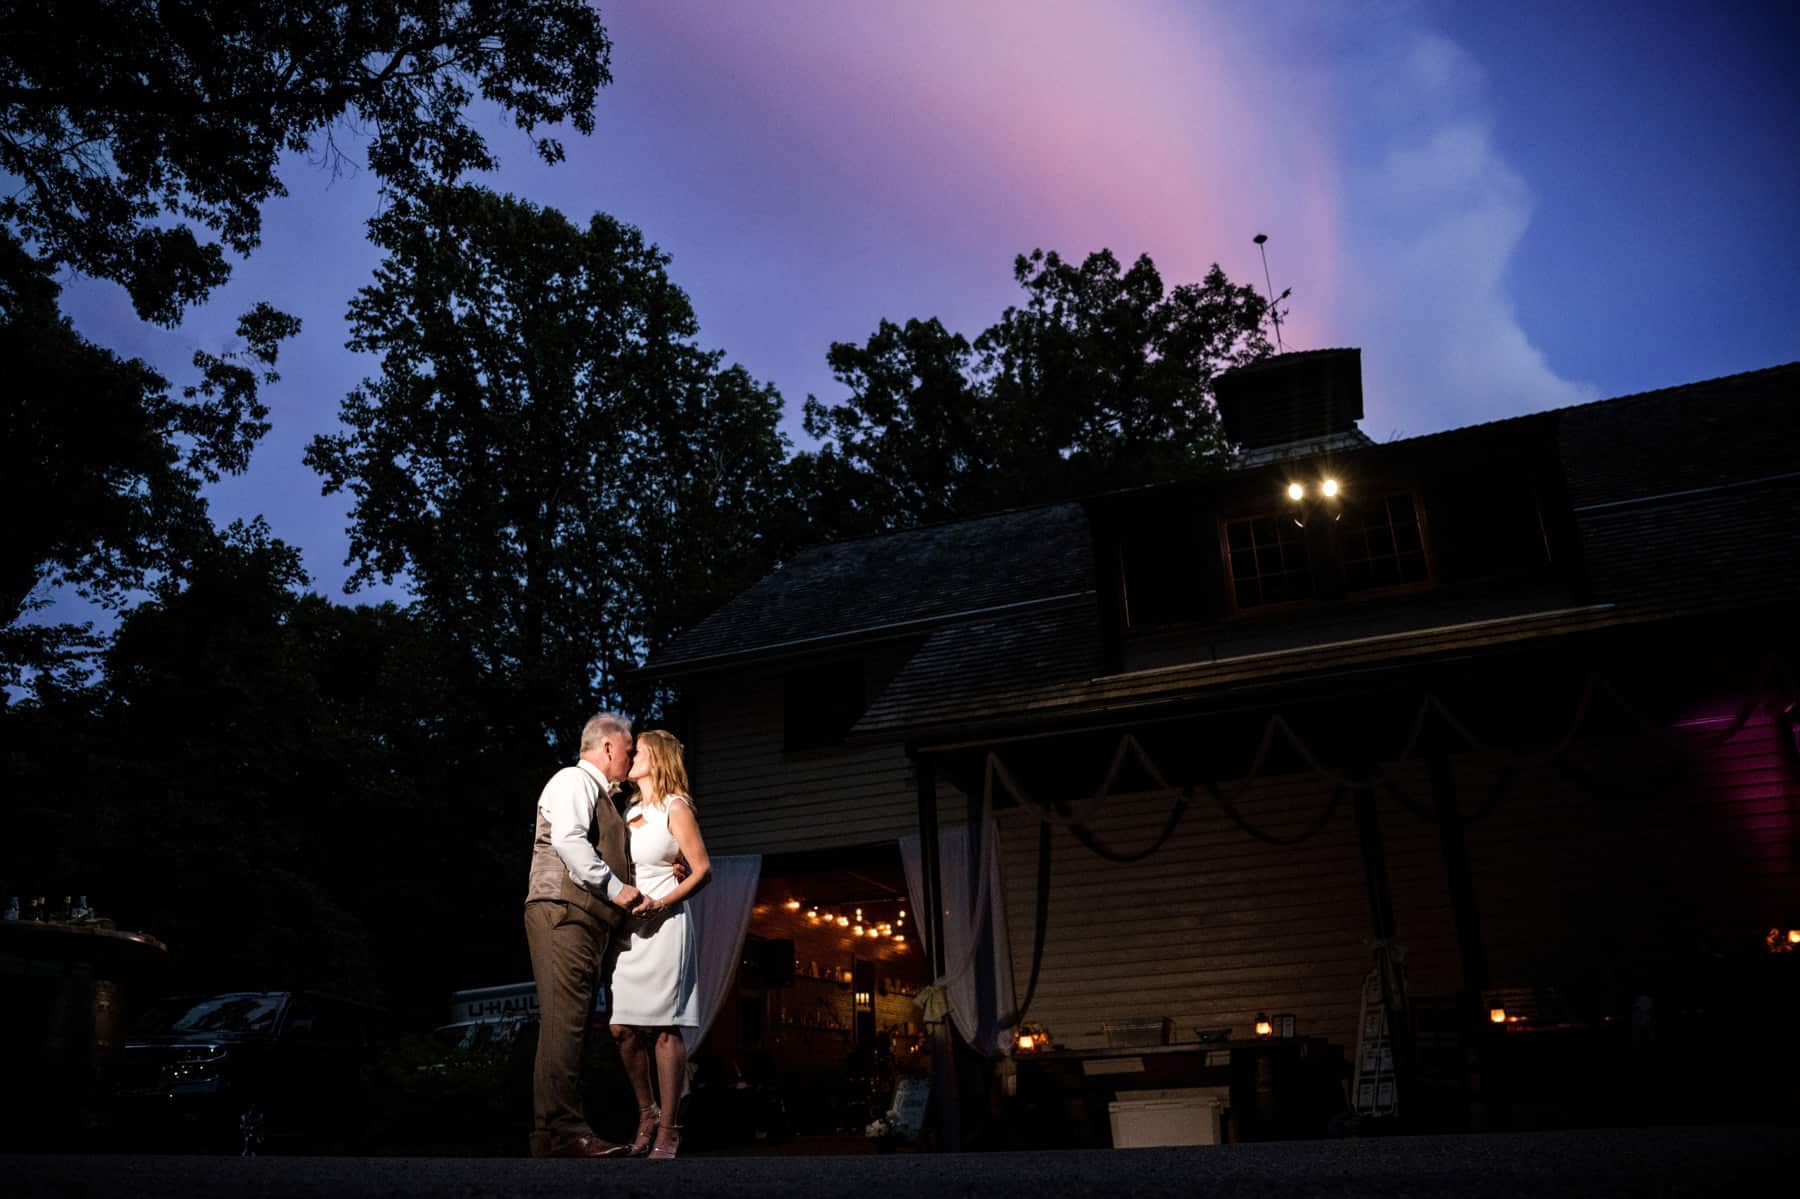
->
<box><xmin>1559</xmin><ymin>361</ymin><xmax>1800</xmax><ymax>619</ymax></box>
<box><xmin>646</xmin><ymin>501</ymin><xmax>1094</xmax><ymax>672</ymax></box>
<box><xmin>648</xmin><ymin>362</ymin><xmax>1799</xmax><ymax>738</ymax></box>
<box><xmin>854</xmin><ymin>361</ymin><xmax>1800</xmax><ymax>739</ymax></box>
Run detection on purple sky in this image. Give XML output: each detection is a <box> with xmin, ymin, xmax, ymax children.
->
<box><xmin>48</xmin><ymin>0</ymin><xmax>1800</xmax><ymax>615</ymax></box>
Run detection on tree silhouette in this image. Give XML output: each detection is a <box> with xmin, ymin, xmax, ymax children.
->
<box><xmin>796</xmin><ymin>249</ymin><xmax>1274</xmax><ymax>538</ymax></box>
<box><xmin>307</xmin><ymin>186</ymin><xmax>789</xmax><ymax>757</ymax></box>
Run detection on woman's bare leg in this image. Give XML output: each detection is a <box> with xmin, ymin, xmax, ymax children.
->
<box><xmin>653</xmin><ymin>1028</ymin><xmax>687</xmax><ymax>1138</ymax></box>
<box><xmin>610</xmin><ymin>1023</ymin><xmax>656</xmax><ymax>1111</ymax></box>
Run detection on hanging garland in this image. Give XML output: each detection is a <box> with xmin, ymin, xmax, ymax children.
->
<box><xmin>981</xmin><ymin>653</ymin><xmax>1791</xmax><ymax>1040</ymax></box>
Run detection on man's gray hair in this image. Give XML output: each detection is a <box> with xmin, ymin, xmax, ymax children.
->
<box><xmin>579</xmin><ymin>712</ymin><xmax>633</xmax><ymax>753</ymax></box>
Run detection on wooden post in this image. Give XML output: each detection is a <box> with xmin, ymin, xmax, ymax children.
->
<box><xmin>965</xmin><ymin>774</ymin><xmax>996</xmax><ymax>1139</ymax></box>
<box><xmin>1428</xmin><ymin>752</ymin><xmax>1488</xmax><ymax>994</ymax></box>
<box><xmin>1428</xmin><ymin>749</ymin><xmax>1487</xmax><ymax>1128</ymax></box>
<box><xmin>915</xmin><ymin>752</ymin><xmax>961</xmax><ymax>1151</ymax></box>
<box><xmin>1351</xmin><ymin>775</ymin><xmax>1413</xmax><ymax>1117</ymax></box>
<box><xmin>1352</xmin><ymin>778</ymin><xmax>1396</xmax><ymax>943</ymax></box>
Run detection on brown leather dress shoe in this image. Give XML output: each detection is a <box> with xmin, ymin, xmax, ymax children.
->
<box><xmin>546</xmin><ymin>1133</ymin><xmax>631</xmax><ymax>1158</ymax></box>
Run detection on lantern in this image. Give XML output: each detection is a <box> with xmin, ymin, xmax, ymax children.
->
<box><xmin>1489</xmin><ymin>1008</ymin><xmax>1507</xmax><ymax>1024</ymax></box>
<box><xmin>1254</xmin><ymin>1012</ymin><xmax>1273</xmax><ymax>1039</ymax></box>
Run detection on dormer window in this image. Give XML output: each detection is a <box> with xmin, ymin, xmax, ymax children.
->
<box><xmin>1223</xmin><ymin>514</ymin><xmax>1315</xmax><ymax>610</ymax></box>
<box><xmin>1340</xmin><ymin>492</ymin><xmax>1430</xmax><ymax>593</ymax></box>
<box><xmin>1218</xmin><ymin>487</ymin><xmax>1433</xmax><ymax>615</ymax></box>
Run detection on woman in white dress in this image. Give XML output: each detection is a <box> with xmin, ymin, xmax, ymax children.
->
<box><xmin>609</xmin><ymin>729</ymin><xmax>711</xmax><ymax>1159</ymax></box>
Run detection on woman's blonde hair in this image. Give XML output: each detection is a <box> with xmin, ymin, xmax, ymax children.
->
<box><xmin>635</xmin><ymin>729</ymin><xmax>693</xmax><ymax>810</ymax></box>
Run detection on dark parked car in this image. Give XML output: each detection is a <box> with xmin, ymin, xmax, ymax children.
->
<box><xmin>114</xmin><ymin>991</ymin><xmax>386</xmax><ymax>1153</ymax></box>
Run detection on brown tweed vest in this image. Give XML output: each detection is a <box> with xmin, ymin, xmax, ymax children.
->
<box><xmin>525</xmin><ymin>765</ymin><xmax>634</xmax><ymax>928</ymax></box>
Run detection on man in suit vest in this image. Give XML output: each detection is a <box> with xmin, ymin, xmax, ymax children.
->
<box><xmin>524</xmin><ymin>711</ymin><xmax>645</xmax><ymax>1158</ymax></box>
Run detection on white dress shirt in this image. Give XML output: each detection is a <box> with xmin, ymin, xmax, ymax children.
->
<box><xmin>539</xmin><ymin>759</ymin><xmax>626</xmax><ymax>902</ymax></box>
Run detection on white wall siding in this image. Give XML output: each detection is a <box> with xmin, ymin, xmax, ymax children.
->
<box><xmin>689</xmin><ymin>672</ymin><xmax>921</xmax><ymax>855</ymax></box>
<box><xmin>995</xmin><ymin>772</ymin><xmax>1379</xmax><ymax>1053</ymax></box>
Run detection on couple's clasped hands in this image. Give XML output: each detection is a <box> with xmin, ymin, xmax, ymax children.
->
<box><xmin>616</xmin><ymin>859</ymin><xmax>687</xmax><ymax>919</ymax></box>
<box><xmin>614</xmin><ymin>885</ymin><xmax>665</xmax><ymax>917</ymax></box>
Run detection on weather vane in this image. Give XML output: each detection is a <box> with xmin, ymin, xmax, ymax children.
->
<box><xmin>1252</xmin><ymin>233</ymin><xmax>1291</xmax><ymax>354</ymax></box>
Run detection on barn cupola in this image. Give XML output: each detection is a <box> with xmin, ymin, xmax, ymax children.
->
<box><xmin>1214</xmin><ymin>348</ymin><xmax>1372</xmax><ymax>468</ymax></box>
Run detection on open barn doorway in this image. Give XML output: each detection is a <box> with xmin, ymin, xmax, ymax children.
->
<box><xmin>686</xmin><ymin>841</ymin><xmax>929</xmax><ymax>1149</ymax></box>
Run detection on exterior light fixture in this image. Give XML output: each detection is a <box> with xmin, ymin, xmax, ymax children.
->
<box><xmin>1286</xmin><ymin>482</ymin><xmax>1305</xmax><ymax>501</ymax></box>
<box><xmin>1321</xmin><ymin>478</ymin><xmax>1339</xmax><ymax>497</ymax></box>
<box><xmin>1254</xmin><ymin>1013</ymin><xmax>1273</xmax><ymax>1039</ymax></box>
<box><xmin>853</xmin><ymin>925</ymin><xmax>864</xmax><ymax>936</ymax></box>
<box><xmin>837</xmin><ymin>915</ymin><xmax>850</xmax><ymax>927</ymax></box>
<box><xmin>1790</xmin><ymin>929</ymin><xmax>1800</xmax><ymax>945</ymax></box>
<box><xmin>1490</xmin><ymin>1008</ymin><xmax>1507</xmax><ymax>1024</ymax></box>
<box><xmin>785</xmin><ymin>899</ymin><xmax>801</xmax><ymax>910</ymax></box>
<box><xmin>1014</xmin><ymin>1022</ymin><xmax>1052</xmax><ymax>1053</ymax></box>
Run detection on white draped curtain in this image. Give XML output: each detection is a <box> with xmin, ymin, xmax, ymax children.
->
<box><xmin>680</xmin><ymin>853</ymin><xmax>762</xmax><ymax>1051</ymax></box>
<box><xmin>899</xmin><ymin>823</ymin><xmax>1016</xmax><ymax>1056</ymax></box>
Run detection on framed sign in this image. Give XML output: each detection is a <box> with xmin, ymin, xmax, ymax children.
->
<box><xmin>890</xmin><ymin>1076</ymin><xmax>931</xmax><ymax>1139</ymax></box>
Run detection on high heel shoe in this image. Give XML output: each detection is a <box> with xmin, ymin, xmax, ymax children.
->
<box><xmin>629</xmin><ymin>1105</ymin><xmax>660</xmax><ymax>1157</ymax></box>
<box><xmin>648</xmin><ymin>1123</ymin><xmax>682</xmax><ymax>1160</ymax></box>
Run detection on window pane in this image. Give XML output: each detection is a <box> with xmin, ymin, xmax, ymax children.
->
<box><xmin>1342</xmin><ymin>492</ymin><xmax>1430</xmax><ymax>593</ymax></box>
<box><xmin>1367</xmin><ymin>524</ymin><xmax>1396</xmax><ymax>559</ymax></box>
<box><xmin>1225</xmin><ymin>514</ymin><xmax>1316</xmax><ymax>609</ymax></box>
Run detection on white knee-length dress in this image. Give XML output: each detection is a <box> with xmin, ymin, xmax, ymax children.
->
<box><xmin>608</xmin><ymin>795</ymin><xmax>699</xmax><ymax>1027</ymax></box>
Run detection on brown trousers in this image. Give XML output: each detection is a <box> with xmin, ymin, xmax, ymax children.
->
<box><xmin>524</xmin><ymin>899</ymin><xmax>612</xmax><ymax>1140</ymax></box>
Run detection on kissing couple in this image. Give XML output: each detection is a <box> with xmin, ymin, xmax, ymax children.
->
<box><xmin>523</xmin><ymin>713</ymin><xmax>712</xmax><ymax>1159</ymax></box>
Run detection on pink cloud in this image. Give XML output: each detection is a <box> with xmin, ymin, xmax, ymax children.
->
<box><xmin>624</xmin><ymin>1</ymin><xmax>1342</xmax><ymax>346</ymax></box>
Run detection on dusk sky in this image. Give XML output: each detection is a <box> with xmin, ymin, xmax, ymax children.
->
<box><xmin>51</xmin><ymin>0</ymin><xmax>1800</xmax><ymax>613</ymax></box>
